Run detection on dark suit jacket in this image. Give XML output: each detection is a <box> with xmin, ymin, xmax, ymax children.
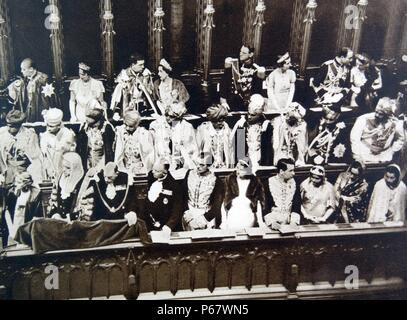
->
<box><xmin>143</xmin><ymin>173</ymin><xmax>185</xmax><ymax>232</ymax></box>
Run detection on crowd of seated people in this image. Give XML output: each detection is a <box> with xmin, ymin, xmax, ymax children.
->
<box><xmin>1</xmin><ymin>46</ymin><xmax>407</xmax><ymax>248</ymax></box>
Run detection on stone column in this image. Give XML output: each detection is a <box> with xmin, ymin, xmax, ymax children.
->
<box><xmin>351</xmin><ymin>0</ymin><xmax>368</xmax><ymax>54</ymax></box>
<box><xmin>0</xmin><ymin>0</ymin><xmax>13</xmax><ymax>86</ymax></box>
<box><xmin>252</xmin><ymin>0</ymin><xmax>266</xmax><ymax>62</ymax></box>
<box><xmin>291</xmin><ymin>0</ymin><xmax>318</xmax><ymax>76</ymax></box>
<box><xmin>336</xmin><ymin>0</ymin><xmax>356</xmax><ymax>51</ymax></box>
<box><xmin>153</xmin><ymin>0</ymin><xmax>165</xmax><ymax>70</ymax></box>
<box><xmin>48</xmin><ymin>0</ymin><xmax>64</xmax><ymax>84</ymax></box>
<box><xmin>100</xmin><ymin>0</ymin><xmax>115</xmax><ymax>82</ymax></box>
<box><xmin>201</xmin><ymin>0</ymin><xmax>215</xmax><ymax>86</ymax></box>
<box><xmin>383</xmin><ymin>0</ymin><xmax>403</xmax><ymax>59</ymax></box>
<box><xmin>242</xmin><ymin>0</ymin><xmax>256</xmax><ymax>47</ymax></box>
<box><xmin>400</xmin><ymin>14</ymin><xmax>407</xmax><ymax>57</ymax></box>
<box><xmin>170</xmin><ymin>0</ymin><xmax>184</xmax><ymax>65</ymax></box>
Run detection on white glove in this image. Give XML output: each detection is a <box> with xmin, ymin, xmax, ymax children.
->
<box><xmin>113</xmin><ymin>112</ymin><xmax>121</xmax><ymax>122</ymax></box>
<box><xmin>125</xmin><ymin>212</ymin><xmax>138</xmax><ymax>227</ymax></box>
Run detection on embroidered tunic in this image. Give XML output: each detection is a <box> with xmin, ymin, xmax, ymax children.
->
<box><xmin>351</xmin><ymin>113</ymin><xmax>405</xmax><ymax>163</ymax></box>
<box><xmin>196</xmin><ymin>122</ymin><xmax>233</xmax><ymax>168</ymax></box>
<box><xmin>115</xmin><ymin>126</ymin><xmax>154</xmax><ymax>176</ymax></box>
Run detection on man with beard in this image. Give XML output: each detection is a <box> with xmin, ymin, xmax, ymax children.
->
<box><xmin>368</xmin><ymin>164</ymin><xmax>407</xmax><ymax>223</ymax></box>
<box><xmin>272</xmin><ymin>102</ymin><xmax>308</xmax><ymax>166</ymax></box>
<box><xmin>115</xmin><ymin>110</ymin><xmax>155</xmax><ymax>177</ymax></box>
<box><xmin>231</xmin><ymin>94</ymin><xmax>273</xmax><ymax>172</ymax></box>
<box><xmin>351</xmin><ymin>97</ymin><xmax>404</xmax><ymax>164</ymax></box>
<box><xmin>220</xmin><ymin>45</ymin><xmax>266</xmax><ymax>111</ymax></box>
<box><xmin>40</xmin><ymin>108</ymin><xmax>77</xmax><ymax>181</ymax></box>
<box><xmin>196</xmin><ymin>104</ymin><xmax>234</xmax><ymax>169</ymax></box>
<box><xmin>149</xmin><ymin>102</ymin><xmax>198</xmax><ymax>171</ymax></box>
<box><xmin>307</xmin><ymin>93</ymin><xmax>351</xmax><ymax>165</ymax></box>
<box><xmin>182</xmin><ymin>154</ymin><xmax>224</xmax><ymax>231</ymax></box>
<box><xmin>8</xmin><ymin>58</ymin><xmax>58</xmax><ymax>123</ymax></box>
<box><xmin>0</xmin><ymin>110</ymin><xmax>42</xmax><ymax>188</ymax></box>
<box><xmin>110</xmin><ymin>53</ymin><xmax>155</xmax><ymax>118</ymax></box>
<box><xmin>300</xmin><ymin>166</ymin><xmax>336</xmax><ymax>224</ymax></box>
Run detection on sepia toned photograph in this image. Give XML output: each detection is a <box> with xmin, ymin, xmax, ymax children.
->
<box><xmin>0</xmin><ymin>0</ymin><xmax>406</xmax><ymax>303</ymax></box>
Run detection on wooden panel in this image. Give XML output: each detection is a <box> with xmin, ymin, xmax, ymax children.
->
<box><xmin>61</xmin><ymin>0</ymin><xmax>101</xmax><ymax>76</ymax></box>
<box><xmin>8</xmin><ymin>0</ymin><xmax>52</xmax><ymax>76</ymax></box>
<box><xmin>260</xmin><ymin>0</ymin><xmax>295</xmax><ymax>66</ymax></box>
<box><xmin>211</xmin><ymin>0</ymin><xmax>245</xmax><ymax>69</ymax></box>
<box><xmin>359</xmin><ymin>0</ymin><xmax>389</xmax><ymax>60</ymax></box>
<box><xmin>308</xmin><ymin>0</ymin><xmax>342</xmax><ymax>66</ymax></box>
<box><xmin>113</xmin><ymin>0</ymin><xmax>149</xmax><ymax>72</ymax></box>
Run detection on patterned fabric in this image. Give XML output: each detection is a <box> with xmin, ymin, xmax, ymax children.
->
<box><xmin>267</xmin><ymin>175</ymin><xmax>296</xmax><ymax>223</ymax></box>
<box><xmin>351</xmin><ymin>113</ymin><xmax>404</xmax><ymax>163</ymax></box>
<box><xmin>334</xmin><ymin>172</ymin><xmax>369</xmax><ymax>223</ymax></box>
<box><xmin>115</xmin><ymin>126</ymin><xmax>154</xmax><ymax>176</ymax></box>
<box><xmin>7</xmin><ymin>71</ymin><xmax>53</xmax><ymax>122</ymax></box>
<box><xmin>187</xmin><ymin>170</ymin><xmax>216</xmax><ymax>210</ymax></box>
<box><xmin>196</xmin><ymin>122</ymin><xmax>233</xmax><ymax>168</ymax></box>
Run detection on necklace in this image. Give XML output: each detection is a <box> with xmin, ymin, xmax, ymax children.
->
<box><xmin>95</xmin><ymin>178</ymin><xmax>130</xmax><ymax>214</ymax></box>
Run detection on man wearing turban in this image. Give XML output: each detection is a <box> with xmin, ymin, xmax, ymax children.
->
<box><xmin>230</xmin><ymin>94</ymin><xmax>274</xmax><ymax>171</ymax></box>
<box><xmin>149</xmin><ymin>102</ymin><xmax>198</xmax><ymax>171</ymax></box>
<box><xmin>196</xmin><ymin>104</ymin><xmax>234</xmax><ymax>168</ymax></box>
<box><xmin>115</xmin><ymin>110</ymin><xmax>155</xmax><ymax>177</ymax></box>
<box><xmin>76</xmin><ymin>107</ymin><xmax>115</xmax><ymax>172</ymax></box>
<box><xmin>351</xmin><ymin>97</ymin><xmax>405</xmax><ymax>163</ymax></box>
<box><xmin>0</xmin><ymin>110</ymin><xmax>42</xmax><ymax>189</ymax></box>
<box><xmin>40</xmin><ymin>108</ymin><xmax>77</xmax><ymax>181</ymax></box>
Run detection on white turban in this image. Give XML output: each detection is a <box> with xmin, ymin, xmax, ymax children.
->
<box><xmin>44</xmin><ymin>108</ymin><xmax>63</xmax><ymax>126</ymax></box>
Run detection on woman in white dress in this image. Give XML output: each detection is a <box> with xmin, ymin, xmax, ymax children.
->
<box><xmin>69</xmin><ymin>63</ymin><xmax>106</xmax><ymax>123</ymax></box>
<box><xmin>266</xmin><ymin>53</ymin><xmax>296</xmax><ymax>114</ymax></box>
<box><xmin>221</xmin><ymin>158</ymin><xmax>267</xmax><ymax>230</ymax></box>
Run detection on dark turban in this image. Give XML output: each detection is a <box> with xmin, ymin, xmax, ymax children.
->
<box><xmin>206</xmin><ymin>104</ymin><xmax>228</xmax><ymax>122</ymax></box>
<box><xmin>6</xmin><ymin>110</ymin><xmax>26</xmax><ymax>125</ymax></box>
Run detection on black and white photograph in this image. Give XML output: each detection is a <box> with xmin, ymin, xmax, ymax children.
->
<box><xmin>0</xmin><ymin>0</ymin><xmax>407</xmax><ymax>303</ymax></box>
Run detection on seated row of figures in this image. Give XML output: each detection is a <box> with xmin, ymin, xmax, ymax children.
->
<box><xmin>6</xmin><ymin>46</ymin><xmax>392</xmax><ymax>124</ymax></box>
<box><xmin>0</xmin><ymin>92</ymin><xmax>406</xmax><ymax>188</ymax></box>
<box><xmin>2</xmin><ymin>156</ymin><xmax>406</xmax><ymax>247</ymax></box>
